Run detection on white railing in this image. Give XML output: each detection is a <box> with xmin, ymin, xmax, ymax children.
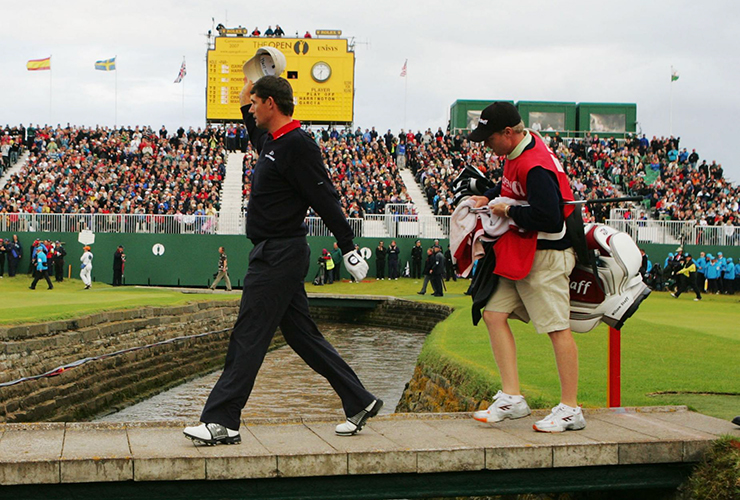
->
<box><xmin>305</xmin><ymin>215</ymin><xmax>450</xmax><ymax>239</ymax></box>
<box><xmin>0</xmin><ymin>213</ymin><xmax>244</xmax><ymax>235</ymax></box>
<box><xmin>605</xmin><ymin>219</ymin><xmax>740</xmax><ymax>247</ymax></box>
<box><xmin>0</xmin><ymin>212</ymin><xmax>450</xmax><ymax>238</ymax></box>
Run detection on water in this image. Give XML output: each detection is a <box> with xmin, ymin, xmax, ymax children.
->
<box><xmin>96</xmin><ymin>324</ymin><xmax>426</xmax><ymax>422</ymax></box>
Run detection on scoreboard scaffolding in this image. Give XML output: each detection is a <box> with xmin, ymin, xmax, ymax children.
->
<box><xmin>206</xmin><ymin>34</ymin><xmax>355</xmax><ymax>125</ymax></box>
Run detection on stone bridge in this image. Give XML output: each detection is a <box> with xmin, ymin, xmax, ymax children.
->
<box><xmin>1</xmin><ymin>407</ymin><xmax>737</xmax><ymax>499</ymax></box>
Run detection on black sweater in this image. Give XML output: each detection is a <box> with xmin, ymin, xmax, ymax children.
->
<box><xmin>241</xmin><ymin>105</ymin><xmax>355</xmax><ymax>254</ymax></box>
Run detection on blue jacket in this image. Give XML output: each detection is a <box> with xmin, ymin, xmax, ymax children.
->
<box><xmin>723</xmin><ymin>259</ymin><xmax>735</xmax><ymax>280</ymax></box>
<box><xmin>735</xmin><ymin>263</ymin><xmax>740</xmax><ymax>277</ymax></box>
<box><xmin>35</xmin><ymin>251</ymin><xmax>48</xmax><ymax>271</ymax></box>
<box><xmin>695</xmin><ymin>257</ymin><xmax>706</xmax><ymax>273</ymax></box>
<box><xmin>705</xmin><ymin>261</ymin><xmax>722</xmax><ymax>280</ymax></box>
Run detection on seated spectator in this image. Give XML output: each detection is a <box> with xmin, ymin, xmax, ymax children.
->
<box><xmin>251</xmin><ymin>27</ymin><xmax>261</xmax><ymax>37</ymax></box>
<box><xmin>274</xmin><ymin>25</ymin><xmax>285</xmax><ymax>37</ymax></box>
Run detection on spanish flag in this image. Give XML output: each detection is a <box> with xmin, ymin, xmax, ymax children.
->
<box><xmin>27</xmin><ymin>57</ymin><xmax>51</xmax><ymax>71</ymax></box>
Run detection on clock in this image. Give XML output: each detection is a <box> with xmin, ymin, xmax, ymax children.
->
<box><xmin>311</xmin><ymin>62</ymin><xmax>332</xmax><ymax>83</ymax></box>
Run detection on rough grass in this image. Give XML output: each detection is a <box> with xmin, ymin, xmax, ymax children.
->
<box><xmin>2</xmin><ymin>274</ymin><xmax>738</xmax><ymax>419</ymax></box>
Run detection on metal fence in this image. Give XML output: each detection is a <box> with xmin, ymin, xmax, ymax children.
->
<box><xmin>0</xmin><ymin>213</ymin><xmax>239</xmax><ymax>236</ymax></box>
<box><xmin>605</xmin><ymin>219</ymin><xmax>740</xmax><ymax>247</ymax></box>
<box><xmin>3</xmin><ymin>212</ymin><xmax>737</xmax><ymax>245</ymax></box>
<box><xmin>0</xmin><ymin>212</ymin><xmax>450</xmax><ymax>239</ymax></box>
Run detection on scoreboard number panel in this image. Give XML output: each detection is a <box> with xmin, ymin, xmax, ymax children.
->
<box><xmin>206</xmin><ymin>37</ymin><xmax>355</xmax><ymax>124</ymax></box>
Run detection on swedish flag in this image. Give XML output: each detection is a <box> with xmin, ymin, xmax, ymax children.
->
<box><xmin>95</xmin><ymin>57</ymin><xmax>116</xmax><ymax>71</ymax></box>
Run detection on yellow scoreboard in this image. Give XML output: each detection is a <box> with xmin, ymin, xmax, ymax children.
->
<box><xmin>206</xmin><ymin>37</ymin><xmax>355</xmax><ymax>124</ymax></box>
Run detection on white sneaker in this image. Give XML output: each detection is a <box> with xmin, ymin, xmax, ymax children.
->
<box><xmin>184</xmin><ymin>423</ymin><xmax>241</xmax><ymax>445</ymax></box>
<box><xmin>335</xmin><ymin>399</ymin><xmax>383</xmax><ymax>436</ymax></box>
<box><xmin>533</xmin><ymin>403</ymin><xmax>586</xmax><ymax>433</ymax></box>
<box><xmin>473</xmin><ymin>390</ymin><xmax>531</xmax><ymax>423</ymax></box>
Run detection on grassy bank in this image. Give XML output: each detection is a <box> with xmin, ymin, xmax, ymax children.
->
<box><xmin>2</xmin><ymin>274</ymin><xmax>738</xmax><ymax>419</ymax></box>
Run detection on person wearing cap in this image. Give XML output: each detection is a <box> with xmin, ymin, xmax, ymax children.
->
<box><xmin>112</xmin><ymin>245</ymin><xmax>125</xmax><ymax>286</ymax></box>
<box><xmin>29</xmin><ymin>245</ymin><xmax>53</xmax><ymax>290</ymax></box>
<box><xmin>722</xmin><ymin>257</ymin><xmax>735</xmax><ymax>295</ymax></box>
<box><xmin>80</xmin><ymin>246</ymin><xmax>93</xmax><ymax>289</ymax></box>
<box><xmin>671</xmin><ymin>254</ymin><xmax>702</xmax><ymax>301</ymax></box>
<box><xmin>466</xmin><ymin>102</ymin><xmax>584</xmax><ymax>433</ymax></box>
<box><xmin>705</xmin><ymin>254</ymin><xmax>721</xmax><ymax>294</ymax></box>
<box><xmin>184</xmin><ymin>75</ymin><xmax>379</xmax><ymax>446</ymax></box>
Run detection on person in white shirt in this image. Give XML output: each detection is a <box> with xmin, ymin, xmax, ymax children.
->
<box><xmin>80</xmin><ymin>246</ymin><xmax>93</xmax><ymax>289</ymax></box>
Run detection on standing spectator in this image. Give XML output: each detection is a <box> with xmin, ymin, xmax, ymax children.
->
<box><xmin>375</xmin><ymin>240</ymin><xmax>387</xmax><ymax>280</ymax></box>
<box><xmin>112</xmin><ymin>246</ymin><xmax>126</xmax><ymax>286</ymax></box>
<box><xmin>324</xmin><ymin>248</ymin><xmax>335</xmax><ymax>284</ymax></box>
<box><xmin>7</xmin><ymin>234</ymin><xmax>21</xmax><ymax>277</ymax></box>
<box><xmin>417</xmin><ymin>248</ymin><xmax>434</xmax><ymax>295</ymax></box>
<box><xmin>0</xmin><ymin>239</ymin><xmax>6</xmax><ymax>278</ymax></box>
<box><xmin>430</xmin><ymin>246</ymin><xmax>445</xmax><ymax>297</ymax></box>
<box><xmin>735</xmin><ymin>260</ymin><xmax>740</xmax><ymax>293</ymax></box>
<box><xmin>444</xmin><ymin>246</ymin><xmax>457</xmax><ymax>282</ymax></box>
<box><xmin>80</xmin><ymin>246</ymin><xmax>93</xmax><ymax>290</ymax></box>
<box><xmin>705</xmin><ymin>254</ymin><xmax>721</xmax><ymax>294</ymax></box>
<box><xmin>671</xmin><ymin>254</ymin><xmax>701</xmax><ymax>301</ymax></box>
<box><xmin>331</xmin><ymin>242</ymin><xmax>343</xmax><ymax>283</ymax></box>
<box><xmin>695</xmin><ymin>252</ymin><xmax>707</xmax><ymax>292</ymax></box>
<box><xmin>29</xmin><ymin>245</ymin><xmax>53</xmax><ymax>290</ymax></box>
<box><xmin>210</xmin><ymin>246</ymin><xmax>232</xmax><ymax>291</ymax></box>
<box><xmin>387</xmin><ymin>241</ymin><xmax>400</xmax><ymax>280</ymax></box>
<box><xmin>723</xmin><ymin>258</ymin><xmax>735</xmax><ymax>294</ymax></box>
<box><xmin>52</xmin><ymin>241</ymin><xmax>66</xmax><ymax>282</ymax></box>
<box><xmin>410</xmin><ymin>240</ymin><xmax>423</xmax><ymax>279</ymax></box>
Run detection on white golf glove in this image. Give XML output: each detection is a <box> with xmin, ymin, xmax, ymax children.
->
<box><xmin>343</xmin><ymin>249</ymin><xmax>368</xmax><ymax>282</ymax></box>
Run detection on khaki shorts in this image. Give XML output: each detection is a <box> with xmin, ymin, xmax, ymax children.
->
<box><xmin>485</xmin><ymin>248</ymin><xmax>576</xmax><ymax>333</ymax></box>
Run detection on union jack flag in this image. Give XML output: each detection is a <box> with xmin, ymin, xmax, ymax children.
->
<box><xmin>174</xmin><ymin>58</ymin><xmax>187</xmax><ymax>83</ymax></box>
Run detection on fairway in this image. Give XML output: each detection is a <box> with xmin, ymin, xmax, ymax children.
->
<box><xmin>1</xmin><ymin>275</ymin><xmax>738</xmax><ymax>420</ymax></box>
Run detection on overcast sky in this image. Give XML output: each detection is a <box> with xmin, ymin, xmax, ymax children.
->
<box><xmin>2</xmin><ymin>0</ymin><xmax>738</xmax><ymax>181</ymax></box>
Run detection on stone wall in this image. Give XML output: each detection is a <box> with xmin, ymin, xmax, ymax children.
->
<box><xmin>396</xmin><ymin>363</ymin><xmax>491</xmax><ymax>414</ymax></box>
<box><xmin>0</xmin><ymin>297</ymin><xmax>452</xmax><ymax>423</ymax></box>
<box><xmin>0</xmin><ymin>302</ymin><xmax>248</xmax><ymax>422</ymax></box>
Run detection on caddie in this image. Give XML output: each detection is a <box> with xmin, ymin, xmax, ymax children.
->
<box><xmin>467</xmin><ymin>102</ymin><xmax>585</xmax><ymax>433</ymax></box>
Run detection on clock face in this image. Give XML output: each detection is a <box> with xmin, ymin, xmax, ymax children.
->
<box><xmin>311</xmin><ymin>62</ymin><xmax>331</xmax><ymax>82</ymax></box>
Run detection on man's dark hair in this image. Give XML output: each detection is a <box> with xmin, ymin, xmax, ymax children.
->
<box><xmin>251</xmin><ymin>76</ymin><xmax>294</xmax><ymax>116</ymax></box>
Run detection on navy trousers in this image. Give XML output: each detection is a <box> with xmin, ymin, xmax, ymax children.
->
<box><xmin>200</xmin><ymin>237</ymin><xmax>374</xmax><ymax>430</ymax></box>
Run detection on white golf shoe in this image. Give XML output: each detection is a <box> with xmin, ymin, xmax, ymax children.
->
<box><xmin>335</xmin><ymin>399</ymin><xmax>383</xmax><ymax>436</ymax></box>
<box><xmin>183</xmin><ymin>422</ymin><xmax>241</xmax><ymax>445</ymax></box>
<box><xmin>533</xmin><ymin>403</ymin><xmax>586</xmax><ymax>433</ymax></box>
<box><xmin>473</xmin><ymin>390</ymin><xmax>531</xmax><ymax>423</ymax></box>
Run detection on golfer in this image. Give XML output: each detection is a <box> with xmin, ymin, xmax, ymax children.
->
<box><xmin>185</xmin><ymin>76</ymin><xmax>380</xmax><ymax>446</ymax></box>
<box><xmin>467</xmin><ymin>102</ymin><xmax>584</xmax><ymax>432</ymax></box>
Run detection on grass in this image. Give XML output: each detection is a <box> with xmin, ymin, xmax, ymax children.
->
<box><xmin>2</xmin><ymin>274</ymin><xmax>738</xmax><ymax>420</ymax></box>
<box><xmin>0</xmin><ymin>275</ymin><xmax>239</xmax><ymax>325</ymax></box>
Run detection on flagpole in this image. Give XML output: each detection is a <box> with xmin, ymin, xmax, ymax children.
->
<box><xmin>404</xmin><ymin>61</ymin><xmax>408</xmax><ymax>130</ymax></box>
<box><xmin>182</xmin><ymin>56</ymin><xmax>185</xmax><ymax>126</ymax></box>
<box><xmin>49</xmin><ymin>55</ymin><xmax>52</xmax><ymax>125</ymax></box>
<box><xmin>115</xmin><ymin>55</ymin><xmax>118</xmax><ymax>128</ymax></box>
<box><xmin>669</xmin><ymin>65</ymin><xmax>674</xmax><ymax>136</ymax></box>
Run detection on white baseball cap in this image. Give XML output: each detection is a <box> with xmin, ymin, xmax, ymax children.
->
<box><xmin>242</xmin><ymin>47</ymin><xmax>287</xmax><ymax>82</ymax></box>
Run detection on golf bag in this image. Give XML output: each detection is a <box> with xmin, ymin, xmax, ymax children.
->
<box><xmin>569</xmin><ymin>224</ymin><xmax>651</xmax><ymax>333</ymax></box>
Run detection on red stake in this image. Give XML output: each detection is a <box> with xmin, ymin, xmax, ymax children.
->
<box><xmin>607</xmin><ymin>326</ymin><xmax>621</xmax><ymax>407</ymax></box>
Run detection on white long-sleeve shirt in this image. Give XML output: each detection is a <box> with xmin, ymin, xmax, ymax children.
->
<box><xmin>80</xmin><ymin>251</ymin><xmax>93</xmax><ymax>268</ymax></box>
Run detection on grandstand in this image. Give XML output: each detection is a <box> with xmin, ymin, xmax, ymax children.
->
<box><xmin>0</xmin><ymin>121</ymin><xmax>737</xmax><ymax>246</ymax></box>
